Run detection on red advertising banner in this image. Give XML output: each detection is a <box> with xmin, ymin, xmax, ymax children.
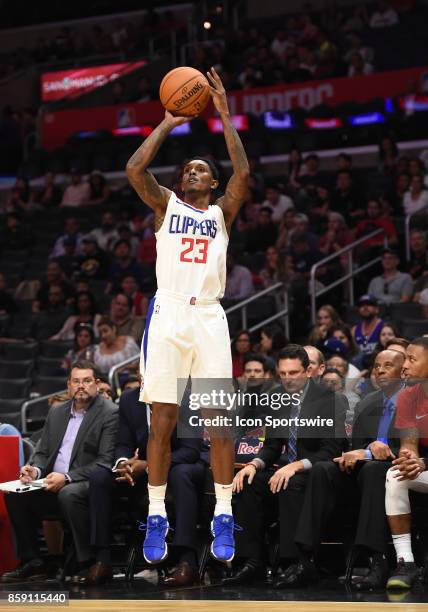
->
<box><xmin>41</xmin><ymin>61</ymin><xmax>146</xmax><ymax>102</ymax></box>
<box><xmin>41</xmin><ymin>65</ymin><xmax>428</xmax><ymax>150</ymax></box>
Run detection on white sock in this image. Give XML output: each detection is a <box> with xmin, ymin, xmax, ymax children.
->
<box><xmin>214</xmin><ymin>482</ymin><xmax>233</xmax><ymax>516</ymax></box>
<box><xmin>148</xmin><ymin>484</ymin><xmax>167</xmax><ymax>517</ymax></box>
<box><xmin>392</xmin><ymin>533</ymin><xmax>414</xmax><ymax>563</ymax></box>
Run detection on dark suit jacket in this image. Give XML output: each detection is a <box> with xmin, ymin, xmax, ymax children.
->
<box><xmin>32</xmin><ymin>395</ymin><xmax>118</xmax><ymax>481</ymax></box>
<box><xmin>115</xmin><ymin>387</ymin><xmax>201</xmax><ymax>466</ymax></box>
<box><xmin>352</xmin><ymin>389</ymin><xmax>401</xmax><ymax>456</ymax></box>
<box><xmin>257</xmin><ymin>379</ymin><xmax>347</xmax><ymax>469</ymax></box>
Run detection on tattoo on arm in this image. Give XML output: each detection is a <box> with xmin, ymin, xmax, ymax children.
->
<box><xmin>126</xmin><ymin>122</ymin><xmax>172</xmax><ymax>213</ymax></box>
<box><xmin>218</xmin><ymin>115</ymin><xmax>249</xmax><ymax>230</ymax></box>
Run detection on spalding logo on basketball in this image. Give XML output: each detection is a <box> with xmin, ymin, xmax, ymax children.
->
<box><xmin>159</xmin><ymin>66</ymin><xmax>211</xmax><ymax>117</ymax></box>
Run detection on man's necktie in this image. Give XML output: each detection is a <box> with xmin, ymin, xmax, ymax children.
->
<box><xmin>288</xmin><ymin>401</ymin><xmax>299</xmax><ymax>463</ymax></box>
<box><xmin>376</xmin><ymin>398</ymin><xmax>395</xmax><ymax>445</ymax></box>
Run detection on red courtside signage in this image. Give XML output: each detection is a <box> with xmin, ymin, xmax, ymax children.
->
<box><xmin>42</xmin><ymin>65</ymin><xmax>428</xmax><ymax>150</ymax></box>
<box><xmin>41</xmin><ymin>61</ymin><xmax>146</xmax><ymax>102</ymax></box>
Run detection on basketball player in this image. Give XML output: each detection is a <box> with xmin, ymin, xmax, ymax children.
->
<box><xmin>126</xmin><ymin>68</ymin><xmax>249</xmax><ymax>564</ymax></box>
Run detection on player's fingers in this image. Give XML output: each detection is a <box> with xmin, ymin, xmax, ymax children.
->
<box><xmin>248</xmin><ymin>471</ymin><xmax>254</xmax><ymax>485</ymax></box>
<box><xmin>206</xmin><ymin>72</ymin><xmax>217</xmax><ymax>87</ymax></box>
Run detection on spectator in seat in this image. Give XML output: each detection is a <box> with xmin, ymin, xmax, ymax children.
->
<box><xmin>1</xmin><ymin>213</ymin><xmax>33</xmax><ymax>251</ymax></box>
<box><xmin>51</xmin><ymin>291</ymin><xmax>102</xmax><ymax>341</ymax></box>
<box><xmin>256</xmin><ymin>325</ymin><xmax>288</xmax><ymax>361</ymax></box>
<box><xmin>109</xmin><ymin>293</ymin><xmax>144</xmax><ymax>342</ymax></box>
<box><xmin>403</xmin><ymin>174</ymin><xmax>428</xmax><ymax>216</ymax></box>
<box><xmin>385</xmin><ymin>337</ymin><xmax>409</xmax><ymax>358</ymax></box>
<box><xmin>288</xmin><ymin>232</ymin><xmax>324</xmax><ymax>285</ymax></box>
<box><xmin>276</xmin><ymin>209</ymin><xmax>297</xmax><ymax>251</ymax></box>
<box><xmin>369</xmin><ymin>0</ymin><xmax>399</xmax><ymax>28</ymax></box>
<box><xmin>375</xmin><ymin>323</ymin><xmax>401</xmax><ymax>352</ymax></box>
<box><xmin>132</xmin><ymin>76</ymin><xmax>154</xmax><ymax>103</ymax></box>
<box><xmin>93</xmin><ymin>316</ymin><xmax>139</xmax><ymax>376</ymax></box>
<box><xmin>319</xmin><ymin>212</ymin><xmax>353</xmax><ymax>255</ymax></box>
<box><xmin>287</xmin><ymin>148</ymin><xmax>304</xmax><ymax>192</ymax></box>
<box><xmin>117</xmin><ymin>224</ymin><xmax>139</xmax><ymax>258</ymax></box>
<box><xmin>354</xmin><ymin>199</ymin><xmax>397</xmax><ymax>252</ymax></box>
<box><xmin>368</xmin><ymin>248</ymin><xmax>413</xmax><ymax>304</ymax></box>
<box><xmin>379</xmin><ymin>136</ymin><xmax>399</xmax><ymax>175</ymax></box>
<box><xmin>259</xmin><ymin>246</ymin><xmax>281</xmax><ymax>288</ymax></box>
<box><xmin>77</xmin><ymin>237</ymin><xmax>109</xmax><ymax>280</ymax></box>
<box><xmin>108</xmin><ymin>240</ymin><xmax>143</xmax><ymax>290</ymax></box>
<box><xmin>50</xmin><ymin>217</ymin><xmax>83</xmax><ymax>259</ymax></box>
<box><xmin>324</xmin><ymin>346</ymin><xmax>361</xmax><ymax>418</ymax></box>
<box><xmin>331</xmin><ymin>169</ymin><xmax>365</xmax><ymax>225</ymax></box>
<box><xmin>35</xmin><ymin>172</ymin><xmax>63</xmax><ymax>209</ymax></box>
<box><xmin>97</xmin><ymin>378</ymin><xmax>113</xmax><ymax>400</ymax></box>
<box><xmin>304</xmin><ymin>345</ymin><xmax>326</xmax><ymax>380</ymax></box>
<box><xmin>412</xmin><ymin>249</ymin><xmax>428</xmax><ymax>301</ymax></box>
<box><xmin>0</xmin><ymin>360</ymin><xmax>118</xmax><ymax>584</ymax></box>
<box><xmin>351</xmin><ymin>294</ymin><xmax>385</xmax><ymax>356</ymax></box>
<box><xmin>60</xmin><ymin>169</ymin><xmax>90</xmax><ymax>208</ymax></box>
<box><xmin>31</xmin><ymin>284</ymin><xmax>69</xmax><ymax>341</ymax></box>
<box><xmin>308</xmin><ymin>304</ymin><xmax>343</xmax><ymax>347</ymax></box>
<box><xmin>4</xmin><ymin>177</ymin><xmax>34</xmax><ymax>214</ymax></box>
<box><xmin>61</xmin><ymin>323</ymin><xmax>96</xmax><ymax>372</ymax></box>
<box><xmin>387</xmin><ymin>172</ymin><xmax>410</xmax><ymax>214</ymax></box>
<box><xmin>330</xmin><ymin>323</ymin><xmax>359</xmax><ymax>361</ymax></box>
<box><xmin>406</xmin><ymin>229</ymin><xmax>427</xmax><ymax>279</ymax></box>
<box><xmin>245</xmin><ymin>207</ymin><xmax>278</xmax><ymax>254</ymax></box>
<box><xmin>224</xmin><ymin>250</ymin><xmax>254</xmax><ymax>300</ymax></box>
<box><xmin>347</xmin><ymin>51</ymin><xmax>373</xmax><ymax>77</ymax></box>
<box><xmin>261</xmin><ymin>182</ymin><xmax>294</xmax><ymax>223</ymax></box>
<box><xmin>87</xmin><ymin>171</ymin><xmax>111</xmax><ymax>206</ymax></box>
<box><xmin>232</xmin><ymin>330</ymin><xmax>252</xmax><ymax>378</ymax></box>
<box><xmin>89</xmin><ymin>212</ymin><xmax>119</xmax><ymax>252</ymax></box>
<box><xmin>33</xmin><ymin>261</ymin><xmax>75</xmax><ymax>314</ymax></box>
<box><xmin>120</xmin><ymin>274</ymin><xmax>148</xmax><ymax>318</ymax></box>
<box><xmin>299</xmin><ymin>154</ymin><xmax>321</xmax><ymax>190</ymax></box>
<box><xmin>53</xmin><ymin>237</ymin><xmax>79</xmax><ymax>279</ymax></box>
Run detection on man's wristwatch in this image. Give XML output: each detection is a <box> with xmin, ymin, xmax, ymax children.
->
<box><xmin>64</xmin><ymin>474</ymin><xmax>71</xmax><ymax>484</ymax></box>
<box><xmin>248</xmin><ymin>461</ymin><xmax>258</xmax><ymax>471</ymax></box>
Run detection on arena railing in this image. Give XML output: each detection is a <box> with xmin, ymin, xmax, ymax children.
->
<box><xmin>309</xmin><ymin>228</ymin><xmax>389</xmax><ymax>325</ymax></box>
<box><xmin>224</xmin><ymin>283</ymin><xmax>290</xmax><ymax>339</ymax></box>
<box><xmin>108</xmin><ymin>353</ymin><xmax>140</xmax><ymax>398</ymax></box>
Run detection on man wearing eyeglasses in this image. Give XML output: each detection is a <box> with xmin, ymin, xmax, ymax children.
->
<box><xmin>1</xmin><ymin>359</ymin><xmax>118</xmax><ymax>583</ymax></box>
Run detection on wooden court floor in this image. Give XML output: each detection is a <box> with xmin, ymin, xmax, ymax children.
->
<box><xmin>2</xmin><ymin>602</ymin><xmax>428</xmax><ymax>612</ymax></box>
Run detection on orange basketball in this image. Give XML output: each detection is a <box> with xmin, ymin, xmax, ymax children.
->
<box><xmin>159</xmin><ymin>66</ymin><xmax>211</xmax><ymax>117</ymax></box>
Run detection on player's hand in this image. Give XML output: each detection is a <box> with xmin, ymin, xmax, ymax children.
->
<box><xmin>44</xmin><ymin>472</ymin><xmax>66</xmax><ymax>492</ymax></box>
<box><xmin>19</xmin><ymin>465</ymin><xmax>38</xmax><ymax>483</ymax></box>
<box><xmin>391</xmin><ymin>456</ymin><xmax>425</xmax><ymax>481</ymax></box>
<box><xmin>206</xmin><ymin>67</ymin><xmax>229</xmax><ymax>116</ymax></box>
<box><xmin>163</xmin><ymin>110</ymin><xmax>191</xmax><ymax>127</ymax></box>
<box><xmin>334</xmin><ymin>449</ymin><xmax>365</xmax><ymax>473</ymax></box>
<box><xmin>232</xmin><ymin>464</ymin><xmax>256</xmax><ymax>493</ymax></box>
<box><xmin>369</xmin><ymin>441</ymin><xmax>395</xmax><ymax>461</ymax></box>
<box><xmin>268</xmin><ymin>465</ymin><xmax>296</xmax><ymax>493</ymax></box>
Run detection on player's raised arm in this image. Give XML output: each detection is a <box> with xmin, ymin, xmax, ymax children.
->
<box><xmin>206</xmin><ymin>67</ymin><xmax>250</xmax><ymax>231</ymax></box>
<box><xmin>126</xmin><ymin>111</ymin><xmax>189</xmax><ymax>220</ymax></box>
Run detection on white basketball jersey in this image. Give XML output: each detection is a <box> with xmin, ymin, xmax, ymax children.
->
<box><xmin>155</xmin><ymin>191</ymin><xmax>229</xmax><ymax>299</ymax></box>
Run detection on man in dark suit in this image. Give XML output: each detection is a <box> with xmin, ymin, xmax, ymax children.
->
<box><xmin>290</xmin><ymin>348</ymin><xmax>405</xmax><ymax>589</ymax></box>
<box><xmin>1</xmin><ymin>360</ymin><xmax>118</xmax><ymax>583</ymax></box>
<box><xmin>224</xmin><ymin>344</ymin><xmax>347</xmax><ymax>586</ymax></box>
<box><xmin>84</xmin><ymin>386</ymin><xmax>203</xmax><ymax>586</ymax></box>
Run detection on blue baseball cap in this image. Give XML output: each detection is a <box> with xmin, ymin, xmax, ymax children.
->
<box><xmin>323</xmin><ymin>338</ymin><xmax>348</xmax><ymax>358</ymax></box>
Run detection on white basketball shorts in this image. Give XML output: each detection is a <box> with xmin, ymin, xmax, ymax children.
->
<box><xmin>140</xmin><ymin>289</ymin><xmax>232</xmax><ymax>404</ymax></box>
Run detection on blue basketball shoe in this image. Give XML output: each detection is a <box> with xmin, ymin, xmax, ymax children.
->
<box><xmin>210</xmin><ymin>514</ymin><xmax>242</xmax><ymax>563</ymax></box>
<box><xmin>139</xmin><ymin>515</ymin><xmax>170</xmax><ymax>564</ymax></box>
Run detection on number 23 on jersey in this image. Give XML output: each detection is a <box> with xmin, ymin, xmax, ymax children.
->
<box><xmin>180</xmin><ymin>237</ymin><xmax>209</xmax><ymax>264</ymax></box>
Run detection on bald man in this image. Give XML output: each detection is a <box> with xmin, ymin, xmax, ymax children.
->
<box><xmin>304</xmin><ymin>345</ymin><xmax>326</xmax><ymax>381</ymax></box>
<box><xmin>277</xmin><ymin>349</ymin><xmax>405</xmax><ymax>589</ymax></box>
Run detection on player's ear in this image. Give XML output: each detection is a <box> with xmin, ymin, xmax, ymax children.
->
<box><xmin>211</xmin><ymin>179</ymin><xmax>219</xmax><ymax>190</ymax></box>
